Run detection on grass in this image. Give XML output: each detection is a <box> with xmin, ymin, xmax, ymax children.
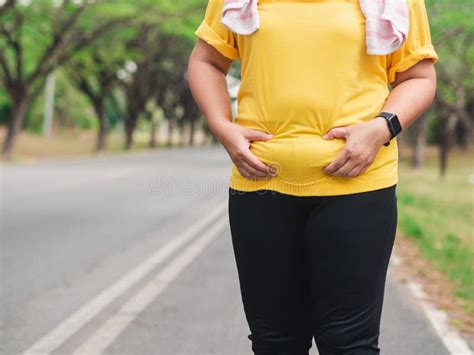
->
<box><xmin>398</xmin><ymin>146</ymin><xmax>474</xmax><ymax>314</ymax></box>
<box><xmin>0</xmin><ymin>128</ymin><xmax>209</xmax><ymax>164</ymax></box>
<box><xmin>0</xmin><ymin>129</ymin><xmax>152</xmax><ymax>163</ymax></box>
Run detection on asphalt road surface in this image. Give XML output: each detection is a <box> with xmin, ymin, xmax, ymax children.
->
<box><xmin>0</xmin><ymin>146</ymin><xmax>461</xmax><ymax>354</ymax></box>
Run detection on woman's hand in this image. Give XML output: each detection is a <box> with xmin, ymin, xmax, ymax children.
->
<box><xmin>322</xmin><ymin>117</ymin><xmax>392</xmax><ymax>178</ymax></box>
<box><xmin>213</xmin><ymin>121</ymin><xmax>278</xmax><ymax>180</ymax></box>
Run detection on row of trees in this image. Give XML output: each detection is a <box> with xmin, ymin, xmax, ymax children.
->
<box><xmin>416</xmin><ymin>0</ymin><xmax>473</xmax><ymax>175</ymax></box>
<box><xmin>0</xmin><ymin>0</ymin><xmax>473</xmax><ymax>175</ymax></box>
<box><xmin>0</xmin><ymin>0</ymin><xmax>206</xmax><ymax>160</ymax></box>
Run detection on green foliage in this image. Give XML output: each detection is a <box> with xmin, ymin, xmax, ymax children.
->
<box><xmin>406</xmin><ymin>1</ymin><xmax>474</xmax><ymax>150</ymax></box>
<box><xmin>22</xmin><ymin>70</ymin><xmax>96</xmax><ymax>133</ymax></box>
<box><xmin>0</xmin><ymin>87</ymin><xmax>10</xmax><ymax>124</ymax></box>
<box><xmin>0</xmin><ymin>0</ymin><xmax>204</xmax><ymax>134</ymax></box>
<box><xmin>399</xmin><ymin>213</ymin><xmax>425</xmax><ymax>240</ymax></box>
<box><xmin>427</xmin><ymin>0</ymin><xmax>474</xmax><ymax>32</ymax></box>
<box><xmin>398</xmin><ymin>151</ymin><xmax>474</xmax><ymax>312</ymax></box>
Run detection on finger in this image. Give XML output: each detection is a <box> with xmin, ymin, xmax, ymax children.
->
<box><xmin>242</xmin><ymin>149</ymin><xmax>274</xmax><ymax>175</ymax></box>
<box><xmin>346</xmin><ymin>164</ymin><xmax>364</xmax><ymax>178</ymax></box>
<box><xmin>348</xmin><ymin>155</ymin><xmax>373</xmax><ymax>177</ymax></box>
<box><xmin>244</xmin><ymin>128</ymin><xmax>274</xmax><ymax>142</ymax></box>
<box><xmin>355</xmin><ymin>163</ymin><xmax>371</xmax><ymax>177</ymax></box>
<box><xmin>322</xmin><ymin>126</ymin><xmax>349</xmax><ymax>140</ymax></box>
<box><xmin>248</xmin><ymin>165</ymin><xmax>274</xmax><ymax>180</ymax></box>
<box><xmin>324</xmin><ymin>150</ymin><xmax>350</xmax><ymax>174</ymax></box>
<box><xmin>232</xmin><ymin>146</ymin><xmax>270</xmax><ymax>176</ymax></box>
<box><xmin>331</xmin><ymin>158</ymin><xmax>358</xmax><ymax>177</ymax></box>
<box><xmin>236</xmin><ymin>160</ymin><xmax>270</xmax><ymax>178</ymax></box>
<box><xmin>238</xmin><ymin>165</ymin><xmax>271</xmax><ymax>180</ymax></box>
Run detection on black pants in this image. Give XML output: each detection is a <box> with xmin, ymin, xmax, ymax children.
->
<box><xmin>228</xmin><ymin>184</ymin><xmax>398</xmax><ymax>355</ymax></box>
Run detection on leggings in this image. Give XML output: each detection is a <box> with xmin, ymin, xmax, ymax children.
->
<box><xmin>227</xmin><ymin>184</ymin><xmax>398</xmax><ymax>355</ymax></box>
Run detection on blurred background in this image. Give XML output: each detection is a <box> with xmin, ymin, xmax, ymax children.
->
<box><xmin>0</xmin><ymin>0</ymin><xmax>473</xmax><ymax>354</ymax></box>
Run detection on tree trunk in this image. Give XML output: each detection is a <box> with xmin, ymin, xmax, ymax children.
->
<box><xmin>43</xmin><ymin>72</ymin><xmax>56</xmax><ymax>138</ymax></box>
<box><xmin>178</xmin><ymin>122</ymin><xmax>184</xmax><ymax>147</ymax></box>
<box><xmin>149</xmin><ymin>120</ymin><xmax>157</xmax><ymax>148</ymax></box>
<box><xmin>412</xmin><ymin>117</ymin><xmax>427</xmax><ymax>169</ymax></box>
<box><xmin>189</xmin><ymin>117</ymin><xmax>195</xmax><ymax>146</ymax></box>
<box><xmin>439</xmin><ymin>137</ymin><xmax>449</xmax><ymax>179</ymax></box>
<box><xmin>2</xmin><ymin>95</ymin><xmax>29</xmax><ymax>161</ymax></box>
<box><xmin>438</xmin><ymin>113</ymin><xmax>457</xmax><ymax>179</ymax></box>
<box><xmin>124</xmin><ymin>115</ymin><xmax>137</xmax><ymax>150</ymax></box>
<box><xmin>95</xmin><ymin>101</ymin><xmax>108</xmax><ymax>152</ymax></box>
<box><xmin>203</xmin><ymin>124</ymin><xmax>214</xmax><ymax>146</ymax></box>
<box><xmin>210</xmin><ymin>130</ymin><xmax>218</xmax><ymax>144</ymax></box>
<box><xmin>167</xmin><ymin>119</ymin><xmax>173</xmax><ymax>147</ymax></box>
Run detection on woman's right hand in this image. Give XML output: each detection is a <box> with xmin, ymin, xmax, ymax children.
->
<box><xmin>212</xmin><ymin>121</ymin><xmax>277</xmax><ymax>180</ymax></box>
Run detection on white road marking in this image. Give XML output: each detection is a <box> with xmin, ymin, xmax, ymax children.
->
<box><xmin>393</xmin><ymin>249</ymin><xmax>473</xmax><ymax>355</ymax></box>
<box><xmin>406</xmin><ymin>280</ymin><xmax>473</xmax><ymax>354</ymax></box>
<box><xmin>73</xmin><ymin>215</ymin><xmax>228</xmax><ymax>355</ymax></box>
<box><xmin>22</xmin><ymin>199</ymin><xmax>227</xmax><ymax>355</ymax></box>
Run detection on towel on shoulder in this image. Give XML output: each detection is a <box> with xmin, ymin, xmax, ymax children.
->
<box><xmin>221</xmin><ymin>0</ymin><xmax>410</xmax><ymax>55</ymax></box>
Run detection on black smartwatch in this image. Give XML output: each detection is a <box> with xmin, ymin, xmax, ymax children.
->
<box><xmin>377</xmin><ymin>111</ymin><xmax>402</xmax><ymax>146</ymax></box>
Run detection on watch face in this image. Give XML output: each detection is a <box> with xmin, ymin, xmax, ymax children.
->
<box><xmin>388</xmin><ymin>114</ymin><xmax>402</xmax><ymax>135</ymax></box>
<box><xmin>381</xmin><ymin>112</ymin><xmax>396</xmax><ymax>120</ymax></box>
<box><xmin>379</xmin><ymin>111</ymin><xmax>401</xmax><ymax>138</ymax></box>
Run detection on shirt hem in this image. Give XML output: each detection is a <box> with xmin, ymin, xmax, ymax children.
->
<box><xmin>229</xmin><ymin>175</ymin><xmax>399</xmax><ymax>197</ymax></box>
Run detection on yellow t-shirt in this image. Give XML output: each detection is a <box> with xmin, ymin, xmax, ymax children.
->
<box><xmin>194</xmin><ymin>0</ymin><xmax>439</xmax><ymax>196</ymax></box>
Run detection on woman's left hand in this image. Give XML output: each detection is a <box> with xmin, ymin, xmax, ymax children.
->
<box><xmin>322</xmin><ymin>117</ymin><xmax>392</xmax><ymax>178</ymax></box>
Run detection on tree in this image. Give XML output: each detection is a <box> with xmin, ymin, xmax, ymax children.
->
<box><xmin>0</xmin><ymin>0</ymin><xmax>14</xmax><ymax>15</ymax></box>
<box><xmin>427</xmin><ymin>0</ymin><xmax>474</xmax><ymax>177</ymax></box>
<box><xmin>120</xmin><ymin>29</ymin><xmax>184</xmax><ymax>149</ymax></box>
<box><xmin>66</xmin><ymin>30</ymin><xmax>135</xmax><ymax>152</ymax></box>
<box><xmin>0</xmin><ymin>0</ymin><xmax>134</xmax><ymax>159</ymax></box>
<box><xmin>120</xmin><ymin>27</ymin><xmax>161</xmax><ymax>149</ymax></box>
<box><xmin>65</xmin><ymin>0</ymin><xmax>203</xmax><ymax>151</ymax></box>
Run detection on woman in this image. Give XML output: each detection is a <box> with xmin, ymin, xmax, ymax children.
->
<box><xmin>187</xmin><ymin>0</ymin><xmax>438</xmax><ymax>354</ymax></box>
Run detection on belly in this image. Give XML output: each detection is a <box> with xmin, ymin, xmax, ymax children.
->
<box><xmin>249</xmin><ymin>134</ymin><xmax>347</xmax><ymax>184</ymax></box>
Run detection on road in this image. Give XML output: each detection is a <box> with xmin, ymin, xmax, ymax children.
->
<box><xmin>0</xmin><ymin>146</ymin><xmax>458</xmax><ymax>355</ymax></box>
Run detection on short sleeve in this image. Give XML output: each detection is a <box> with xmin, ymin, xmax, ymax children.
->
<box><xmin>386</xmin><ymin>0</ymin><xmax>439</xmax><ymax>84</ymax></box>
<box><xmin>194</xmin><ymin>0</ymin><xmax>241</xmax><ymax>61</ymax></box>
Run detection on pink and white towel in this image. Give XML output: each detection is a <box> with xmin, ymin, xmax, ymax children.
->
<box><xmin>221</xmin><ymin>0</ymin><xmax>410</xmax><ymax>55</ymax></box>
